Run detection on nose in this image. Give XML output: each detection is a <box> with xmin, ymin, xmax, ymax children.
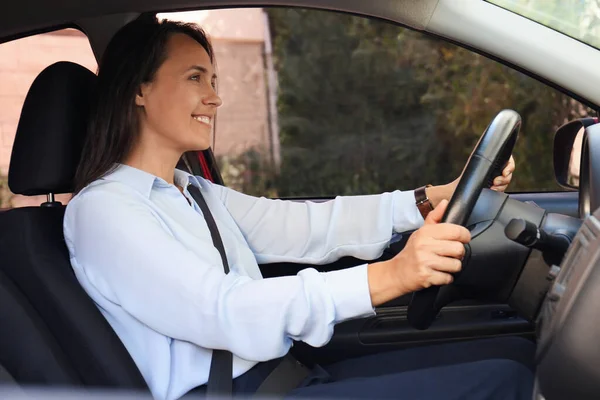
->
<box><xmin>203</xmin><ymin>87</ymin><xmax>223</xmax><ymax>108</ymax></box>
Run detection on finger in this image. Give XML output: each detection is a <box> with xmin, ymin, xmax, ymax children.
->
<box><xmin>504</xmin><ymin>155</ymin><xmax>515</xmax><ymax>174</ymax></box>
<box><xmin>426</xmin><ymin>270</ymin><xmax>454</xmax><ymax>287</ymax></box>
<box><xmin>424</xmin><ymin>199</ymin><xmax>448</xmax><ymax>225</ymax></box>
<box><xmin>431</xmin><ymin>240</ymin><xmax>466</xmax><ymax>259</ymax></box>
<box><xmin>502</xmin><ymin>156</ymin><xmax>515</xmax><ymax>177</ymax></box>
<box><xmin>429</xmin><ymin>255</ymin><xmax>463</xmax><ymax>274</ymax></box>
<box><xmin>491</xmin><ymin>184</ymin><xmax>508</xmax><ymax>192</ymax></box>
<box><xmin>493</xmin><ymin>172</ymin><xmax>512</xmax><ymax>186</ymax></box>
<box><xmin>426</xmin><ymin>223</ymin><xmax>471</xmax><ymax>243</ymax></box>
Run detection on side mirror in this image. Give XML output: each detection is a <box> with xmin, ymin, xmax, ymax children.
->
<box><xmin>554</xmin><ymin>118</ymin><xmax>598</xmax><ymax>189</ymax></box>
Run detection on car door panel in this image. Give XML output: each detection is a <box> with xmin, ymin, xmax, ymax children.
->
<box><xmin>292</xmin><ymin>303</ymin><xmax>533</xmax><ymax>365</ymax></box>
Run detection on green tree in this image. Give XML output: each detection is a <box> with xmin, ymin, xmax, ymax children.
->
<box><xmin>268</xmin><ymin>9</ymin><xmax>438</xmax><ymax>197</ymax></box>
<box><xmin>254</xmin><ymin>8</ymin><xmax>596</xmax><ymax>198</ymax></box>
<box><xmin>0</xmin><ymin>175</ymin><xmax>12</xmax><ymax>208</ymax></box>
<box><xmin>403</xmin><ymin>29</ymin><xmax>593</xmax><ymax>191</ymax></box>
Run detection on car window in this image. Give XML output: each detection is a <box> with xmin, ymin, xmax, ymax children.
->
<box><xmin>0</xmin><ymin>28</ymin><xmax>97</xmax><ymax>208</ymax></box>
<box><xmin>165</xmin><ymin>8</ymin><xmax>596</xmax><ymax>198</ymax></box>
<box><xmin>488</xmin><ymin>0</ymin><xmax>600</xmax><ymax>51</ymax></box>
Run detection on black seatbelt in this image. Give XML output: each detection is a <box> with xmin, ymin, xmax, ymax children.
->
<box><xmin>253</xmin><ymin>354</ymin><xmax>311</xmax><ymax>398</ymax></box>
<box><xmin>188</xmin><ymin>184</ymin><xmax>233</xmax><ymax>398</ymax></box>
<box><xmin>0</xmin><ymin>364</ymin><xmax>16</xmax><ymax>385</ymax></box>
<box><xmin>188</xmin><ymin>183</ymin><xmax>311</xmax><ymax>398</ymax></box>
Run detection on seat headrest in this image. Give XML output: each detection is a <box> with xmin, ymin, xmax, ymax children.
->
<box><xmin>8</xmin><ymin>62</ymin><xmax>96</xmax><ymax>196</ymax></box>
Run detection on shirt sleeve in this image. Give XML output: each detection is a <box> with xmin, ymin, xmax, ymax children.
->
<box><xmin>64</xmin><ymin>189</ymin><xmax>375</xmax><ymax>362</ymax></box>
<box><xmin>208</xmin><ymin>181</ymin><xmax>425</xmax><ymax>264</ymax></box>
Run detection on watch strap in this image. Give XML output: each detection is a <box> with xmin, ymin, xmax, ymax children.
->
<box><xmin>415</xmin><ymin>185</ymin><xmax>433</xmax><ymax>219</ymax></box>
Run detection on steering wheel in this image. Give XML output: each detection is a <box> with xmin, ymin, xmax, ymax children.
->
<box><xmin>407</xmin><ymin>109</ymin><xmax>521</xmax><ymax>330</ymax></box>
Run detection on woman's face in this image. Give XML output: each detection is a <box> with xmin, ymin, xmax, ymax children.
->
<box><xmin>135</xmin><ymin>33</ymin><xmax>222</xmax><ymax>153</ymax></box>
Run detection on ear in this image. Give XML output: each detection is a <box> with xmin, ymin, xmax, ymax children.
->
<box><xmin>135</xmin><ymin>82</ymin><xmax>152</xmax><ymax>106</ymax></box>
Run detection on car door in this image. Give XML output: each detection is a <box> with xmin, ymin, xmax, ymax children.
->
<box><xmin>170</xmin><ymin>6</ymin><xmax>596</xmax><ymax>364</ymax></box>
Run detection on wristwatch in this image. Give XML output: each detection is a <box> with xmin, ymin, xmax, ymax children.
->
<box><xmin>414</xmin><ymin>185</ymin><xmax>433</xmax><ymax>219</ymax></box>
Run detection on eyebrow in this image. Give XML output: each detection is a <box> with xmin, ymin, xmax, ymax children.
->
<box><xmin>187</xmin><ymin>65</ymin><xmax>217</xmax><ymax>80</ymax></box>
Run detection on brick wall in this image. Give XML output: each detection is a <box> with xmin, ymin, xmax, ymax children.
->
<box><xmin>212</xmin><ymin>39</ymin><xmax>269</xmax><ymax>157</ymax></box>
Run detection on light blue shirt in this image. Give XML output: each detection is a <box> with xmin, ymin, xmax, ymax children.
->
<box><xmin>63</xmin><ymin>164</ymin><xmax>424</xmax><ymax>400</ymax></box>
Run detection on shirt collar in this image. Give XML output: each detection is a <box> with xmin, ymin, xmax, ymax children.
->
<box><xmin>174</xmin><ymin>168</ymin><xmax>204</xmax><ymax>191</ymax></box>
<box><xmin>101</xmin><ymin>164</ymin><xmax>202</xmax><ymax>198</ymax></box>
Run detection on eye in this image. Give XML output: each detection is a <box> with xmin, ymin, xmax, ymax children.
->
<box><xmin>190</xmin><ymin>74</ymin><xmax>200</xmax><ymax>82</ymax></box>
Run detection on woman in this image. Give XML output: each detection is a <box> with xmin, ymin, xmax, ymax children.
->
<box><xmin>64</xmin><ymin>17</ymin><xmax>529</xmax><ymax>400</ymax></box>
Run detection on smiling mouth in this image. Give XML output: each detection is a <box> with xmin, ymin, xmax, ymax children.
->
<box><xmin>192</xmin><ymin>115</ymin><xmax>212</xmax><ymax>126</ymax></box>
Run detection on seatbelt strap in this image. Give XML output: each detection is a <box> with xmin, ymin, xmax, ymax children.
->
<box><xmin>188</xmin><ymin>184</ymin><xmax>233</xmax><ymax>398</ymax></box>
<box><xmin>188</xmin><ymin>183</ymin><xmax>311</xmax><ymax>398</ymax></box>
<box><xmin>0</xmin><ymin>364</ymin><xmax>16</xmax><ymax>385</ymax></box>
<box><xmin>253</xmin><ymin>353</ymin><xmax>311</xmax><ymax>398</ymax></box>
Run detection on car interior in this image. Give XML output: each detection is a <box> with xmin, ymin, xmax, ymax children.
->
<box><xmin>1</xmin><ymin>1</ymin><xmax>600</xmax><ymax>399</ymax></box>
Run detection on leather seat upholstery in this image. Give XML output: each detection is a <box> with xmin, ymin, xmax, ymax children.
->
<box><xmin>0</xmin><ymin>62</ymin><xmax>147</xmax><ymax>389</ymax></box>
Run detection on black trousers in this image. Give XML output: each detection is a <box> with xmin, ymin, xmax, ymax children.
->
<box><xmin>193</xmin><ymin>336</ymin><xmax>535</xmax><ymax>399</ymax></box>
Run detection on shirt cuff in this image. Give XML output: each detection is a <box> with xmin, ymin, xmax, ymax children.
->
<box><xmin>323</xmin><ymin>264</ymin><xmax>375</xmax><ymax>323</ymax></box>
<box><xmin>392</xmin><ymin>190</ymin><xmax>425</xmax><ymax>233</ymax></box>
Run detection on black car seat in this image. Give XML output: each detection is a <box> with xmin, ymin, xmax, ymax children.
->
<box><xmin>0</xmin><ymin>268</ymin><xmax>79</xmax><ymax>385</ymax></box>
<box><xmin>0</xmin><ymin>62</ymin><xmax>147</xmax><ymax>389</ymax></box>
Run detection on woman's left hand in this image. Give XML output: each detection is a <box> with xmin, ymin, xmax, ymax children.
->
<box><xmin>450</xmin><ymin>155</ymin><xmax>515</xmax><ymax>193</ymax></box>
<box><xmin>489</xmin><ymin>155</ymin><xmax>515</xmax><ymax>192</ymax></box>
<box><xmin>426</xmin><ymin>156</ymin><xmax>516</xmax><ymax>208</ymax></box>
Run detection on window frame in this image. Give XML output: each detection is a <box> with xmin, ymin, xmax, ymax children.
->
<box><xmin>486</xmin><ymin>0</ymin><xmax>600</xmax><ymax>53</ymax></box>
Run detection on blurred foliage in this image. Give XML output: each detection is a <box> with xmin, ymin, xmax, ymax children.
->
<box><xmin>0</xmin><ymin>175</ymin><xmax>12</xmax><ymax>208</ymax></box>
<box><xmin>220</xmin><ymin>8</ymin><xmax>596</xmax><ymax>198</ymax></box>
<box><xmin>217</xmin><ymin>149</ymin><xmax>278</xmax><ymax>198</ymax></box>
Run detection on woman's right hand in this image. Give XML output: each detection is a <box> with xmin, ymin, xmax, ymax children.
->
<box><xmin>367</xmin><ymin>200</ymin><xmax>471</xmax><ymax>306</ymax></box>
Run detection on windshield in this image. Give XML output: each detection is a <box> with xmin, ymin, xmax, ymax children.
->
<box><xmin>488</xmin><ymin>0</ymin><xmax>600</xmax><ymax>50</ymax></box>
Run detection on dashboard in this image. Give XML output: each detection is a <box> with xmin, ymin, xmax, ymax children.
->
<box><xmin>535</xmin><ymin>122</ymin><xmax>600</xmax><ymax>399</ymax></box>
<box><xmin>535</xmin><ymin>209</ymin><xmax>600</xmax><ymax>399</ymax></box>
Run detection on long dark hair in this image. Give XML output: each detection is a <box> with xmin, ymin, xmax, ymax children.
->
<box><xmin>73</xmin><ymin>17</ymin><xmax>214</xmax><ymax>193</ymax></box>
